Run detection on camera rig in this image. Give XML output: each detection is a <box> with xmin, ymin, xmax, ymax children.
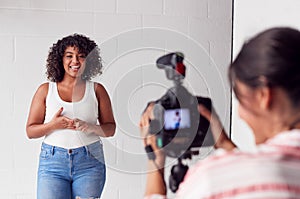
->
<box><xmin>147</xmin><ymin>52</ymin><xmax>214</xmax><ymax>192</ymax></box>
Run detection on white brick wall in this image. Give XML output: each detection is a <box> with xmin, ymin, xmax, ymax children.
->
<box><xmin>0</xmin><ymin>0</ymin><xmax>232</xmax><ymax>198</ymax></box>
<box><xmin>232</xmin><ymin>0</ymin><xmax>300</xmax><ymax>151</ymax></box>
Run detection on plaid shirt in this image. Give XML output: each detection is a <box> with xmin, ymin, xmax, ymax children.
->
<box><xmin>146</xmin><ymin>129</ymin><xmax>300</xmax><ymax>199</ymax></box>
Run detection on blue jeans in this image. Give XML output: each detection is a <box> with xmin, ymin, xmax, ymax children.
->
<box><xmin>37</xmin><ymin>141</ymin><xmax>106</xmax><ymax>199</ymax></box>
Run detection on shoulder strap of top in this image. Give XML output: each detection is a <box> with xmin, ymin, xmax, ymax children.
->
<box><xmin>89</xmin><ymin>81</ymin><xmax>98</xmax><ymax>102</ymax></box>
<box><xmin>45</xmin><ymin>82</ymin><xmax>54</xmax><ymax>104</ymax></box>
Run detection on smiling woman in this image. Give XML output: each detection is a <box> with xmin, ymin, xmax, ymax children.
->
<box><xmin>63</xmin><ymin>46</ymin><xmax>86</xmax><ymax>78</ymax></box>
<box><xmin>26</xmin><ymin>34</ymin><xmax>116</xmax><ymax>199</ymax></box>
<box><xmin>46</xmin><ymin>34</ymin><xmax>102</xmax><ymax>82</ymax></box>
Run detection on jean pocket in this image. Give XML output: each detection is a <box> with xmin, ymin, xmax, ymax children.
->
<box><xmin>39</xmin><ymin>148</ymin><xmax>52</xmax><ymax>160</ymax></box>
<box><xmin>88</xmin><ymin>144</ymin><xmax>105</xmax><ymax>163</ymax></box>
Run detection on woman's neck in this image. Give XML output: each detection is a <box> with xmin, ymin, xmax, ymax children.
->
<box><xmin>269</xmin><ymin>88</ymin><xmax>300</xmax><ymax>131</ymax></box>
<box><xmin>288</xmin><ymin>115</ymin><xmax>300</xmax><ymax>130</ymax></box>
<box><xmin>61</xmin><ymin>76</ymin><xmax>85</xmax><ymax>87</ymax></box>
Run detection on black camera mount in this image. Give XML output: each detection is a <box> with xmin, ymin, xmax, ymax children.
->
<box><xmin>146</xmin><ymin>52</ymin><xmax>214</xmax><ymax>193</ymax></box>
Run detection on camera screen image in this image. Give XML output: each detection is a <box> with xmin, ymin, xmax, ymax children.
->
<box><xmin>164</xmin><ymin>108</ymin><xmax>191</xmax><ymax>130</ymax></box>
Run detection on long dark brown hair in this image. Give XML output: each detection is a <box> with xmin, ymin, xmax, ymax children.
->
<box><xmin>229</xmin><ymin>27</ymin><xmax>300</xmax><ymax>107</ymax></box>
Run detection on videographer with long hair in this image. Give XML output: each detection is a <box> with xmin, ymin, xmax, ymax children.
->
<box><xmin>140</xmin><ymin>27</ymin><xmax>300</xmax><ymax>198</ymax></box>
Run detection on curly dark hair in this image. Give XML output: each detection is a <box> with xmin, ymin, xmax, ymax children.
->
<box><xmin>46</xmin><ymin>34</ymin><xmax>102</xmax><ymax>82</ymax></box>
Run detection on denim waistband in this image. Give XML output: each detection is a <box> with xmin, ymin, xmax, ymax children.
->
<box><xmin>41</xmin><ymin>141</ymin><xmax>102</xmax><ymax>155</ymax></box>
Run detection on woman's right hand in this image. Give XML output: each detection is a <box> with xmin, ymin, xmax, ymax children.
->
<box><xmin>198</xmin><ymin>104</ymin><xmax>236</xmax><ymax>151</ymax></box>
<box><xmin>49</xmin><ymin>107</ymin><xmax>75</xmax><ymax>130</ymax></box>
<box><xmin>139</xmin><ymin>103</ymin><xmax>166</xmax><ymax>168</ymax></box>
<box><xmin>140</xmin><ymin>103</ymin><xmax>167</xmax><ymax>196</ymax></box>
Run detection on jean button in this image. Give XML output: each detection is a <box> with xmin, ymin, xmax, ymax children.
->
<box><xmin>68</xmin><ymin>149</ymin><xmax>72</xmax><ymax>154</ymax></box>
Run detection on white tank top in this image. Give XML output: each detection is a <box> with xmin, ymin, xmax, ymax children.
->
<box><xmin>44</xmin><ymin>81</ymin><xmax>100</xmax><ymax>149</ymax></box>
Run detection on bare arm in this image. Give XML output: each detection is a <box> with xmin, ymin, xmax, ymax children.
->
<box><xmin>74</xmin><ymin>83</ymin><xmax>116</xmax><ymax>137</ymax></box>
<box><xmin>140</xmin><ymin>103</ymin><xmax>167</xmax><ymax>196</ymax></box>
<box><xmin>145</xmin><ymin>153</ymin><xmax>166</xmax><ymax>196</ymax></box>
<box><xmin>140</xmin><ymin>102</ymin><xmax>236</xmax><ymax>198</ymax></box>
<box><xmin>26</xmin><ymin>83</ymin><xmax>75</xmax><ymax>139</ymax></box>
<box><xmin>198</xmin><ymin>104</ymin><xmax>236</xmax><ymax>150</ymax></box>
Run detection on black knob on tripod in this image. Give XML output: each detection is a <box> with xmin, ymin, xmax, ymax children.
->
<box><xmin>169</xmin><ymin>158</ymin><xmax>189</xmax><ymax>193</ymax></box>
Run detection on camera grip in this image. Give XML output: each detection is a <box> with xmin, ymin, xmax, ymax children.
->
<box><xmin>145</xmin><ymin>145</ymin><xmax>156</xmax><ymax>160</ymax></box>
<box><xmin>196</xmin><ymin>96</ymin><xmax>212</xmax><ymax>111</ymax></box>
<box><xmin>195</xmin><ymin>96</ymin><xmax>214</xmax><ymax>147</ymax></box>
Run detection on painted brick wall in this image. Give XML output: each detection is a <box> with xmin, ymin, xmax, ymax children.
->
<box><xmin>0</xmin><ymin>0</ymin><xmax>232</xmax><ymax>198</ymax></box>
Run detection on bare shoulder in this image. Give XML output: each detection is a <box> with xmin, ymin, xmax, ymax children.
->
<box><xmin>34</xmin><ymin>82</ymin><xmax>49</xmax><ymax>99</ymax></box>
<box><xmin>37</xmin><ymin>82</ymin><xmax>49</xmax><ymax>93</ymax></box>
<box><xmin>93</xmin><ymin>82</ymin><xmax>112</xmax><ymax>105</ymax></box>
<box><xmin>94</xmin><ymin>82</ymin><xmax>109</xmax><ymax>95</ymax></box>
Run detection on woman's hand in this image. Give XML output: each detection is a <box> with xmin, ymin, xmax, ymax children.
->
<box><xmin>140</xmin><ymin>102</ymin><xmax>167</xmax><ymax>196</ymax></box>
<box><xmin>139</xmin><ymin>103</ymin><xmax>166</xmax><ymax>167</ymax></box>
<box><xmin>139</xmin><ymin>102</ymin><xmax>155</xmax><ymax>145</ymax></box>
<box><xmin>198</xmin><ymin>104</ymin><xmax>236</xmax><ymax>150</ymax></box>
<box><xmin>49</xmin><ymin>107</ymin><xmax>75</xmax><ymax>130</ymax></box>
<box><xmin>27</xmin><ymin>83</ymin><xmax>75</xmax><ymax>139</ymax></box>
<box><xmin>74</xmin><ymin>118</ymin><xmax>96</xmax><ymax>134</ymax></box>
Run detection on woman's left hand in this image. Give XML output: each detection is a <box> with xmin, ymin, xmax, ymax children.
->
<box><xmin>74</xmin><ymin>118</ymin><xmax>95</xmax><ymax>134</ymax></box>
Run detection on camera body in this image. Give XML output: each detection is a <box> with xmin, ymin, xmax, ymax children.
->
<box><xmin>149</xmin><ymin>52</ymin><xmax>214</xmax><ymax>158</ymax></box>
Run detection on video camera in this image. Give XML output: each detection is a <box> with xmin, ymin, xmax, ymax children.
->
<box><xmin>147</xmin><ymin>52</ymin><xmax>214</xmax><ymax>192</ymax></box>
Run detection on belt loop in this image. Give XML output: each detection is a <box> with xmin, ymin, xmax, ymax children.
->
<box><xmin>51</xmin><ymin>146</ymin><xmax>54</xmax><ymax>155</ymax></box>
<box><xmin>84</xmin><ymin>146</ymin><xmax>89</xmax><ymax>156</ymax></box>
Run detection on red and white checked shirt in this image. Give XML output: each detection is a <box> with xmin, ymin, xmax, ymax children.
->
<box><xmin>146</xmin><ymin>129</ymin><xmax>300</xmax><ymax>199</ymax></box>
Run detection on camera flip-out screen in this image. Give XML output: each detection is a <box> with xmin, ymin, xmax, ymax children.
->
<box><xmin>164</xmin><ymin>108</ymin><xmax>191</xmax><ymax>130</ymax></box>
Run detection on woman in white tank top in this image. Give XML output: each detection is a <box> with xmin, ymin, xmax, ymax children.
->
<box><xmin>26</xmin><ymin>34</ymin><xmax>116</xmax><ymax>199</ymax></box>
